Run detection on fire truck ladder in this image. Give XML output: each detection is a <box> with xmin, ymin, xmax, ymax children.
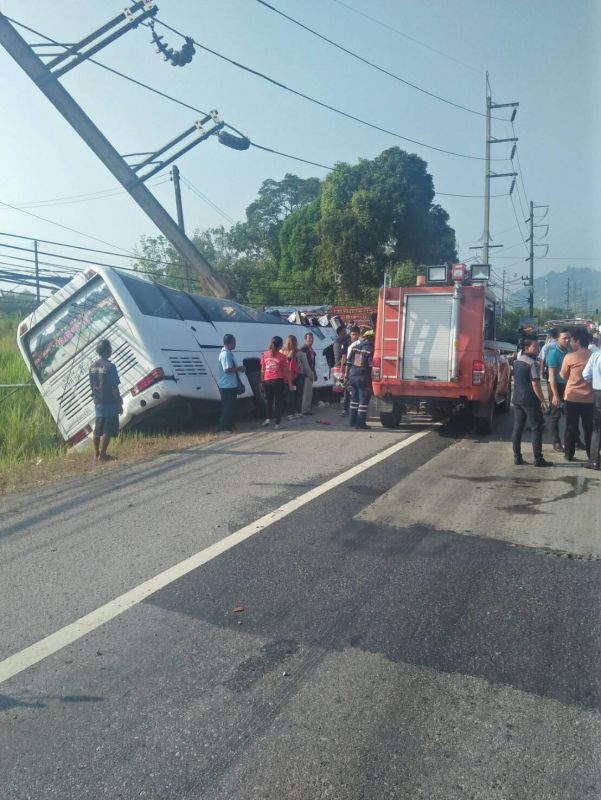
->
<box><xmin>380</xmin><ymin>275</ymin><xmax>402</xmax><ymax>380</ymax></box>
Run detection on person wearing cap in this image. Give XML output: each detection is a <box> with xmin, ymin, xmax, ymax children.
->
<box><xmin>89</xmin><ymin>339</ymin><xmax>122</xmax><ymax>462</ymax></box>
<box><xmin>347</xmin><ymin>329</ymin><xmax>374</xmax><ymax>429</ymax></box>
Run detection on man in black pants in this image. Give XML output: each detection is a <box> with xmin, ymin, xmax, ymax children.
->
<box><xmin>512</xmin><ymin>336</ymin><xmax>552</xmax><ymax>466</ymax></box>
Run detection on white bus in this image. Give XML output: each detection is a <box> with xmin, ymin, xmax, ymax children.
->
<box><xmin>17</xmin><ymin>266</ymin><xmax>337</xmax><ymax>446</ymax></box>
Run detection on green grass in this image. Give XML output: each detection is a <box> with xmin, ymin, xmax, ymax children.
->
<box><xmin>0</xmin><ymin>315</ymin><xmax>65</xmax><ymax>468</ymax></box>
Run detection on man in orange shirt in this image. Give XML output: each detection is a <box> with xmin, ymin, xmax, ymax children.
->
<box><xmin>560</xmin><ymin>326</ymin><xmax>594</xmax><ymax>461</ymax></box>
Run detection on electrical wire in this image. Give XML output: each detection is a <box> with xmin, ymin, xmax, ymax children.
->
<box><xmin>8</xmin><ymin>178</ymin><xmax>169</xmax><ymax>210</ymax></box>
<box><xmin>0</xmin><ymin>200</ymin><xmax>138</xmax><ymax>255</ymax></box>
<box><xmin>178</xmin><ymin>174</ymin><xmax>235</xmax><ymax>225</ymax></box>
<box><xmin>154</xmin><ymin>17</ymin><xmax>503</xmax><ymax>162</ymax></box>
<box><xmin>327</xmin><ymin>0</ymin><xmax>483</xmax><ymax>75</ymax></box>
<box><xmin>255</xmin><ymin>0</ymin><xmax>492</xmax><ymax>119</ymax></box>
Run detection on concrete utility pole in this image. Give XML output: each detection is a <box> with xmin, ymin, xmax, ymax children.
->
<box><xmin>528</xmin><ymin>201</ymin><xmax>534</xmax><ymax>316</ymax></box>
<box><xmin>171</xmin><ymin>165</ymin><xmax>192</xmax><ymax>292</ymax></box>
<box><xmin>0</xmin><ymin>10</ymin><xmax>231</xmax><ymax>298</ymax></box>
<box><xmin>525</xmin><ymin>203</ymin><xmax>550</xmax><ymax>317</ymax></box>
<box><xmin>566</xmin><ymin>278</ymin><xmax>570</xmax><ymax>317</ymax></box>
<box><xmin>500</xmin><ymin>270</ymin><xmax>506</xmax><ymax>324</ymax></box>
<box><xmin>481</xmin><ymin>73</ymin><xmax>518</xmax><ymax>269</ymax></box>
<box><xmin>33</xmin><ymin>239</ymin><xmax>40</xmax><ymax>305</ymax></box>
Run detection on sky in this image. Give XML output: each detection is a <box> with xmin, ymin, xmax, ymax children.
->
<box><xmin>0</xmin><ymin>0</ymin><xmax>600</xmax><ymax>303</ymax></box>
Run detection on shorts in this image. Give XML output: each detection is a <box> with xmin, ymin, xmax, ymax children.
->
<box><xmin>94</xmin><ymin>414</ymin><xmax>120</xmax><ymax>438</ymax></box>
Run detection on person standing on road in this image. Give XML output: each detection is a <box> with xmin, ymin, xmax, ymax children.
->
<box><xmin>300</xmin><ymin>331</ymin><xmax>317</xmax><ymax>415</ymax></box>
<box><xmin>282</xmin><ymin>335</ymin><xmax>310</xmax><ymax>419</ymax></box>
<box><xmin>216</xmin><ymin>333</ymin><xmax>245</xmax><ymax>433</ymax></box>
<box><xmin>340</xmin><ymin>325</ymin><xmax>360</xmax><ymax>417</ymax></box>
<box><xmin>583</xmin><ymin>341</ymin><xmax>601</xmax><ymax>469</ymax></box>
<box><xmin>547</xmin><ymin>328</ymin><xmax>572</xmax><ymax>452</ymax></box>
<box><xmin>89</xmin><ymin>339</ymin><xmax>122</xmax><ymax>462</ymax></box>
<box><xmin>333</xmin><ymin>325</ymin><xmax>350</xmax><ymax>368</ymax></box>
<box><xmin>348</xmin><ymin>329</ymin><xmax>374</xmax><ymax>430</ymax></box>
<box><xmin>261</xmin><ymin>336</ymin><xmax>292</xmax><ymax>430</ymax></box>
<box><xmin>511</xmin><ymin>336</ymin><xmax>552</xmax><ymax>467</ymax></box>
<box><xmin>560</xmin><ymin>326</ymin><xmax>594</xmax><ymax>461</ymax></box>
<box><xmin>539</xmin><ymin>327</ymin><xmax>558</xmax><ymax>403</ymax></box>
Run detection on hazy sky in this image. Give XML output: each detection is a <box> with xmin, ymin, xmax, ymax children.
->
<box><xmin>1</xmin><ymin>0</ymin><xmax>600</xmax><ymax>297</ymax></box>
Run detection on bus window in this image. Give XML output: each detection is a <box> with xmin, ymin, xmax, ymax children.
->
<box><xmin>26</xmin><ymin>278</ymin><xmax>122</xmax><ymax>383</ymax></box>
<box><xmin>158</xmin><ymin>285</ymin><xmax>211</xmax><ymax>322</ymax></box>
<box><xmin>191</xmin><ymin>295</ymin><xmax>255</xmax><ymax>323</ymax></box>
<box><xmin>118</xmin><ymin>272</ymin><xmax>180</xmax><ymax>320</ymax></box>
<box><xmin>244</xmin><ymin>306</ymin><xmax>292</xmax><ymax>325</ymax></box>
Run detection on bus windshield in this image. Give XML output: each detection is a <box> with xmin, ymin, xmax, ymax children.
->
<box><xmin>26</xmin><ymin>277</ymin><xmax>122</xmax><ymax>383</ymax></box>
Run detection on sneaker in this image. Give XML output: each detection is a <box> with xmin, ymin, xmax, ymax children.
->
<box><xmin>262</xmin><ymin>419</ymin><xmax>271</xmax><ymax>427</ymax></box>
<box><xmin>564</xmin><ymin>454</ymin><xmax>574</xmax><ymax>462</ymax></box>
<box><xmin>340</xmin><ymin>410</ymin><xmax>348</xmax><ymax>417</ymax></box>
<box><xmin>287</xmin><ymin>415</ymin><xmax>296</xmax><ymax>420</ymax></box>
<box><xmin>552</xmin><ymin>442</ymin><xmax>563</xmax><ymax>452</ymax></box>
<box><xmin>535</xmin><ymin>458</ymin><xmax>553</xmax><ymax>467</ymax></box>
<box><xmin>585</xmin><ymin>462</ymin><xmax>601</xmax><ymax>471</ymax></box>
<box><xmin>295</xmin><ymin>413</ymin><xmax>304</xmax><ymax>418</ymax></box>
<box><xmin>273</xmin><ymin>423</ymin><xmax>280</xmax><ymax>430</ymax></box>
<box><xmin>514</xmin><ymin>455</ymin><xmax>526</xmax><ymax>465</ymax></box>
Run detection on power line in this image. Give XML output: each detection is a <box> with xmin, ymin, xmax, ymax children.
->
<box><xmin>154</xmin><ymin>17</ymin><xmax>504</xmax><ymax>162</ymax></box>
<box><xmin>0</xmin><ymin>199</ymin><xmax>138</xmax><ymax>255</ymax></box>
<box><xmin>178</xmin><ymin>173</ymin><xmax>235</xmax><ymax>225</ymax></box>
<box><xmin>255</xmin><ymin>0</ymin><xmax>491</xmax><ymax>119</ymax></box>
<box><xmin>6</xmin><ymin>177</ymin><xmax>169</xmax><ymax>210</ymax></box>
<box><xmin>327</xmin><ymin>0</ymin><xmax>483</xmax><ymax>75</ymax></box>
<box><xmin>7</xmin><ymin>15</ymin><xmax>498</xmax><ymax>197</ymax></box>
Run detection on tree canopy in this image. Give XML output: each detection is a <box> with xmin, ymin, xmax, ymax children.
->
<box><xmin>132</xmin><ymin>147</ymin><xmax>457</xmax><ymax>306</ymax></box>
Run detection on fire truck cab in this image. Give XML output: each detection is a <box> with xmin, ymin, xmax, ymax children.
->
<box><xmin>372</xmin><ymin>263</ymin><xmax>512</xmax><ymax>433</ymax></box>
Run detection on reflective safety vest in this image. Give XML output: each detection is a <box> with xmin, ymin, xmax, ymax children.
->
<box><xmin>349</xmin><ymin>339</ymin><xmax>373</xmax><ymax>377</ymax></box>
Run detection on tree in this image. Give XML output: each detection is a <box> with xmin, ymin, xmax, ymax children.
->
<box><xmin>227</xmin><ymin>174</ymin><xmax>321</xmax><ymax>265</ymax></box>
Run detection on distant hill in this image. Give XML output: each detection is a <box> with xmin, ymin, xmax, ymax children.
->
<box><xmin>508</xmin><ymin>266</ymin><xmax>601</xmax><ymax>317</ymax></box>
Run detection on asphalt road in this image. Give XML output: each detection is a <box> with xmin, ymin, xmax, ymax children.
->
<box><xmin>1</xmin><ymin>405</ymin><xmax>600</xmax><ymax>799</ymax></box>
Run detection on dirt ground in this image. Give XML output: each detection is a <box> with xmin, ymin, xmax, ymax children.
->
<box><xmin>0</xmin><ymin>430</ymin><xmax>222</xmax><ymax>497</ymax></box>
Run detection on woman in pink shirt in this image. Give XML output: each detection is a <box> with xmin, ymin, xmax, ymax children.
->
<box><xmin>560</xmin><ymin>326</ymin><xmax>594</xmax><ymax>460</ymax></box>
<box><xmin>260</xmin><ymin>336</ymin><xmax>292</xmax><ymax>429</ymax></box>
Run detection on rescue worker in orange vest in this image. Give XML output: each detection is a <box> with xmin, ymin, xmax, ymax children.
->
<box><xmin>347</xmin><ymin>329</ymin><xmax>374</xmax><ymax>429</ymax></box>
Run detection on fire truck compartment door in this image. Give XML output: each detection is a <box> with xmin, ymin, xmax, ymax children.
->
<box><xmin>402</xmin><ymin>294</ymin><xmax>453</xmax><ymax>381</ymax></box>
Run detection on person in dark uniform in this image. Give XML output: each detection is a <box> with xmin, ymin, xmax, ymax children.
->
<box><xmin>512</xmin><ymin>336</ymin><xmax>552</xmax><ymax>466</ymax></box>
<box><xmin>347</xmin><ymin>329</ymin><xmax>374</xmax><ymax>430</ymax></box>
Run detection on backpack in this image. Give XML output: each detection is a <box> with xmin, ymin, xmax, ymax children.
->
<box><xmin>323</xmin><ymin>343</ymin><xmax>335</xmax><ymax>368</ymax></box>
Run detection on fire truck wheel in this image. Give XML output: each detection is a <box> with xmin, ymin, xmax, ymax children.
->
<box><xmin>473</xmin><ymin>401</ymin><xmax>494</xmax><ymax>435</ymax></box>
<box><xmin>380</xmin><ymin>407</ymin><xmax>402</xmax><ymax>428</ymax></box>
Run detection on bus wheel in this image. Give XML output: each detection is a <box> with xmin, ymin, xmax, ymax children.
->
<box><xmin>473</xmin><ymin>400</ymin><xmax>494</xmax><ymax>434</ymax></box>
<box><xmin>247</xmin><ymin>371</ymin><xmax>268</xmax><ymax>417</ymax></box>
<box><xmin>380</xmin><ymin>404</ymin><xmax>402</xmax><ymax>428</ymax></box>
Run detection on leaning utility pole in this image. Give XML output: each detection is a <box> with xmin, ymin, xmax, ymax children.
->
<box><xmin>171</xmin><ymin>165</ymin><xmax>192</xmax><ymax>292</ymax></box>
<box><xmin>0</xmin><ymin>7</ymin><xmax>232</xmax><ymax>297</ymax></box>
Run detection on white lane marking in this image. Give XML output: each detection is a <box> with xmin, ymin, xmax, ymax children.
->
<box><xmin>0</xmin><ymin>430</ymin><xmax>430</xmax><ymax>685</ymax></box>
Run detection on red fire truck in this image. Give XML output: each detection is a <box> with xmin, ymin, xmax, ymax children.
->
<box><xmin>372</xmin><ymin>263</ymin><xmax>513</xmax><ymax>433</ymax></box>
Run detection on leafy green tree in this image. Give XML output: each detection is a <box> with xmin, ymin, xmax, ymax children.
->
<box><xmin>227</xmin><ymin>174</ymin><xmax>321</xmax><ymax>264</ymax></box>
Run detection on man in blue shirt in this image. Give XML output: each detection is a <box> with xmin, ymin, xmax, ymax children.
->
<box><xmin>217</xmin><ymin>333</ymin><xmax>245</xmax><ymax>433</ymax></box>
<box><xmin>583</xmin><ymin>347</ymin><xmax>601</xmax><ymax>469</ymax></box>
<box><xmin>547</xmin><ymin>328</ymin><xmax>571</xmax><ymax>451</ymax></box>
<box><xmin>89</xmin><ymin>339</ymin><xmax>122</xmax><ymax>462</ymax></box>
